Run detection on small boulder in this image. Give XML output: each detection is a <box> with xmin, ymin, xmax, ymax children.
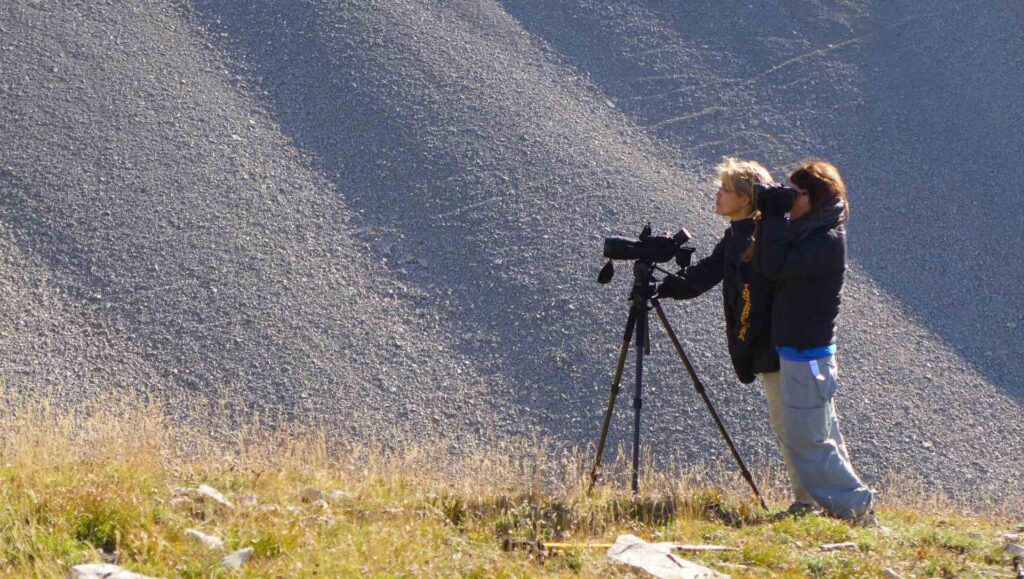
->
<box><xmin>820</xmin><ymin>542</ymin><xmax>858</xmax><ymax>552</ymax></box>
<box><xmin>222</xmin><ymin>547</ymin><xmax>254</xmax><ymax>570</ymax></box>
<box><xmin>299</xmin><ymin>488</ymin><xmax>323</xmax><ymax>503</ymax></box>
<box><xmin>67</xmin><ymin>564</ymin><xmax>157</xmax><ymax>578</ymax></box>
<box><xmin>196</xmin><ymin>485</ymin><xmax>234</xmax><ymax>509</ymax></box>
<box><xmin>606</xmin><ymin>534</ymin><xmax>727</xmax><ymax>578</ymax></box>
<box><xmin>185</xmin><ymin>528</ymin><xmax>225</xmax><ymax>550</ymax></box>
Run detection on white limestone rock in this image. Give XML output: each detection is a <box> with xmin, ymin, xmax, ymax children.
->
<box><xmin>195</xmin><ymin>485</ymin><xmax>233</xmax><ymax>509</ymax></box>
<box><xmin>606</xmin><ymin>534</ymin><xmax>728</xmax><ymax>579</ymax></box>
<box><xmin>222</xmin><ymin>547</ymin><xmax>254</xmax><ymax>570</ymax></box>
<box><xmin>185</xmin><ymin>528</ymin><xmax>225</xmax><ymax>550</ymax></box>
<box><xmin>67</xmin><ymin>564</ymin><xmax>157</xmax><ymax>579</ymax></box>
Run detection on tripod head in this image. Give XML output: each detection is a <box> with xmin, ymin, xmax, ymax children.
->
<box><xmin>629</xmin><ymin>261</ymin><xmax>657</xmax><ymax>304</ymax></box>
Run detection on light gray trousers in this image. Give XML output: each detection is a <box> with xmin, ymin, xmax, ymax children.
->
<box><xmin>761</xmin><ymin>356</ymin><xmax>874</xmax><ymax>518</ymax></box>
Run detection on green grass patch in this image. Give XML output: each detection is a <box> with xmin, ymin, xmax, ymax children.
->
<box><xmin>0</xmin><ymin>394</ymin><xmax>1019</xmax><ymax>577</ymax></box>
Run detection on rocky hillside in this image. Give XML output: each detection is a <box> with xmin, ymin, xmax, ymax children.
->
<box><xmin>1</xmin><ymin>1</ymin><xmax>1021</xmax><ymax>500</ymax></box>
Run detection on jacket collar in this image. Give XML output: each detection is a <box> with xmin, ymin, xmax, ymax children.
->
<box><xmin>729</xmin><ymin>216</ymin><xmax>755</xmax><ymax>237</ymax></box>
<box><xmin>786</xmin><ymin>198</ymin><xmax>846</xmax><ymax>241</ymax></box>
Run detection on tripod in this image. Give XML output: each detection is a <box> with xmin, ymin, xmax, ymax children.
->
<box><xmin>587</xmin><ymin>260</ymin><xmax>767</xmax><ymax>509</ymax></box>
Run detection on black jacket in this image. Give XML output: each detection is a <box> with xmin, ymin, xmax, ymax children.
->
<box><xmin>756</xmin><ymin>198</ymin><xmax>847</xmax><ymax>349</ymax></box>
<box><xmin>660</xmin><ymin>218</ymin><xmax>778</xmax><ymax>383</ymax></box>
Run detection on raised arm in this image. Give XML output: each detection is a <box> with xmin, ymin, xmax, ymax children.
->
<box><xmin>757</xmin><ymin>215</ymin><xmax>845</xmax><ymax>280</ymax></box>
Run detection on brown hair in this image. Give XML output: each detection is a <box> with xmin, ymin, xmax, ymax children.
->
<box><xmin>789</xmin><ymin>159</ymin><xmax>850</xmax><ymax>222</ymax></box>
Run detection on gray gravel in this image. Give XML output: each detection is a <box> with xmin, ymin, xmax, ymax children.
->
<box><xmin>0</xmin><ymin>0</ymin><xmax>519</xmax><ymax>443</ymax></box>
<box><xmin>0</xmin><ymin>0</ymin><xmax>1021</xmax><ymax>505</ymax></box>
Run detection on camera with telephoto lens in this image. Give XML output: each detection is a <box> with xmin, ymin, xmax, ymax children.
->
<box><xmin>598</xmin><ymin>224</ymin><xmax>694</xmax><ymax>284</ymax></box>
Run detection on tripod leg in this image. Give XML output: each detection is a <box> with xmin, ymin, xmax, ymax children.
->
<box><xmin>631</xmin><ymin>303</ymin><xmax>647</xmax><ymax>495</ymax></box>
<box><xmin>651</xmin><ymin>299</ymin><xmax>769</xmax><ymax>510</ymax></box>
<box><xmin>587</xmin><ymin>304</ymin><xmax>639</xmax><ymax>496</ymax></box>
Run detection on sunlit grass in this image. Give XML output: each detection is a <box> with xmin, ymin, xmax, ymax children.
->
<box><xmin>0</xmin><ymin>390</ymin><xmax>1019</xmax><ymax>577</ymax></box>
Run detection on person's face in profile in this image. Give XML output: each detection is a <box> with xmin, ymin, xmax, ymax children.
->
<box><xmin>715</xmin><ymin>182</ymin><xmax>752</xmax><ymax>221</ymax></box>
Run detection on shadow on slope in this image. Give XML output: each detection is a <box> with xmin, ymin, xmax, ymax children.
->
<box><xmin>497</xmin><ymin>0</ymin><xmax>1024</xmax><ymax>394</ymax></box>
<box><xmin>0</xmin><ymin>0</ymin><xmax>513</xmax><ymax>441</ymax></box>
<box><xmin>189</xmin><ymin>0</ymin><xmax>779</xmax><ymax>464</ymax></box>
<box><xmin>187</xmin><ymin>0</ymin><xmax>1024</xmax><ymax>499</ymax></box>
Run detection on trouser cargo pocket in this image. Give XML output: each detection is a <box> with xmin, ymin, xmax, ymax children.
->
<box><xmin>781</xmin><ymin>357</ymin><xmax>837</xmax><ymax>409</ymax></box>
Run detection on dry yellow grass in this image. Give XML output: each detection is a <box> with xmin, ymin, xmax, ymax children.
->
<box><xmin>0</xmin><ymin>388</ymin><xmax>1020</xmax><ymax>577</ymax></box>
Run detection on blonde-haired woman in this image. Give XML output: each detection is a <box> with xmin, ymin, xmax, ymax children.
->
<box><xmin>657</xmin><ymin>158</ymin><xmax>817</xmax><ymax>509</ymax></box>
<box><xmin>755</xmin><ymin>159</ymin><xmax>876</xmax><ymax>526</ymax></box>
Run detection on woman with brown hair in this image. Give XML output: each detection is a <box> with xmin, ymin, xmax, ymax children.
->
<box><xmin>754</xmin><ymin>159</ymin><xmax>876</xmax><ymax>525</ymax></box>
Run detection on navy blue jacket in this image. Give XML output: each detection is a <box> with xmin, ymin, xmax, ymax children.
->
<box><xmin>756</xmin><ymin>199</ymin><xmax>847</xmax><ymax>349</ymax></box>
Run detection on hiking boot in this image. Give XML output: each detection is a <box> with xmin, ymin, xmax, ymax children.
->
<box><xmin>769</xmin><ymin>501</ymin><xmax>821</xmax><ymax>521</ymax></box>
<box><xmin>786</xmin><ymin>501</ymin><xmax>821</xmax><ymax>516</ymax></box>
<box><xmin>849</xmin><ymin>506</ymin><xmax>878</xmax><ymax>528</ymax></box>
